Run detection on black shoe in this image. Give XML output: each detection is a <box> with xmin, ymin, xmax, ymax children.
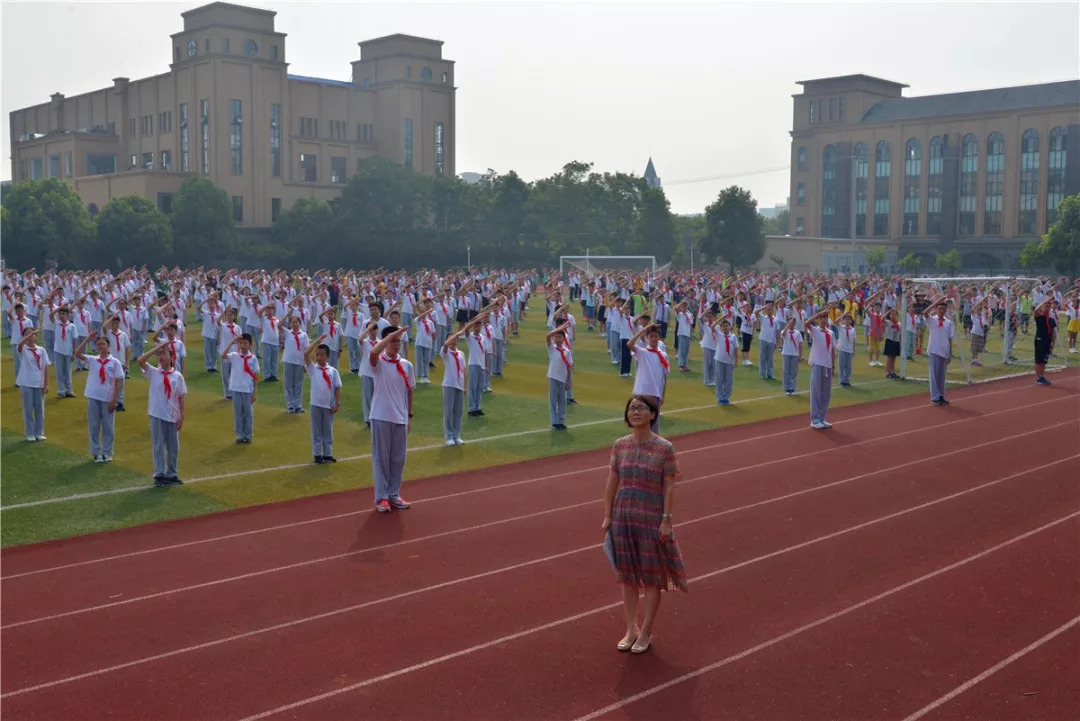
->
<box><xmin>468</xmin><ymin>410</ymin><xmax>478</xmax><ymax>416</ymax></box>
<box><xmin>324</xmin><ymin>456</ymin><xmax>337</xmax><ymax>463</ymax></box>
<box><xmin>932</xmin><ymin>398</ymin><xmax>945</xmax><ymax>406</ymax></box>
<box><xmin>939</xmin><ymin>398</ymin><xmax>950</xmax><ymax>405</ymax></box>
<box><xmin>236</xmin><ymin>438</ymin><xmax>246</xmax><ymax>444</ymax></box>
<box><xmin>476</xmin><ymin>409</ymin><xmax>485</xmax><ymax>416</ymax></box>
<box><xmin>314</xmin><ymin>455</ymin><xmax>325</xmax><ymax>464</ymax></box>
<box><xmin>116</xmin><ymin>403</ymin><xmax>126</xmax><ymax>412</ymax></box>
<box><xmin>568</xmin><ymin>398</ymin><xmax>578</xmax><ymax>404</ymax></box>
<box><xmin>165</xmin><ymin>477</ymin><xmax>184</xmax><ymax>486</ymax></box>
<box><xmin>65</xmin><ymin>392</ymin><xmax>77</xmax><ymax>398</ymax></box>
<box><xmin>429</xmin><ymin>362</ymin><xmax>436</xmax><ymax>368</ymax></box>
<box><xmin>153</xmin><ymin>475</ymin><xmax>168</xmax><ymax>487</ymax></box>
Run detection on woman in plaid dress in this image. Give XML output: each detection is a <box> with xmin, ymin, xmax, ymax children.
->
<box><xmin>602</xmin><ymin>394</ymin><xmax>688</xmax><ymax>655</ymax></box>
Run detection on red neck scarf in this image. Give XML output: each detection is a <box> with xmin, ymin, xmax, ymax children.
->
<box><xmin>724</xmin><ymin>333</ymin><xmax>731</xmax><ymax>354</ymax></box>
<box><xmin>113</xmin><ymin>331</ymin><xmax>121</xmax><ymax>349</ymax></box>
<box><xmin>351</xmin><ymin>311</ymin><xmax>359</xmax><ymax>327</ymax></box>
<box><xmin>268</xmin><ymin>317</ymin><xmax>277</xmax><ymax>331</ymax></box>
<box><xmin>647</xmin><ymin>346</ymin><xmax>668</xmax><ymax>371</ymax></box>
<box><xmin>162</xmin><ymin>369</ymin><xmax>173</xmax><ymax>400</ymax></box>
<box><xmin>845</xmin><ymin>326</ymin><xmax>852</xmax><ymax>341</ymax></box>
<box><xmin>60</xmin><ymin>322</ymin><xmax>68</xmax><ymax>340</ymax></box>
<box><xmin>382</xmin><ymin>355</ymin><xmax>410</xmax><ymax>389</ymax></box>
<box><xmin>293</xmin><ymin>331</ymin><xmax>303</xmax><ymax>350</ymax></box>
<box><xmin>555</xmin><ymin>345</ymin><xmax>572</xmax><ymax>372</ymax></box>
<box><xmin>98</xmin><ymin>357</ymin><xmax>109</xmax><ymax>384</ymax></box>
<box><xmin>328</xmin><ymin>323</ymin><xmax>335</xmax><ymax>339</ymax></box>
<box><xmin>318</xmin><ymin>363</ymin><xmax>333</xmax><ymax>390</ymax></box>
<box><xmin>451</xmin><ymin>349</ymin><xmax>463</xmax><ymax>378</ymax></box>
<box><xmin>30</xmin><ymin>347</ymin><xmax>41</xmax><ymax>368</ymax></box>
<box><xmin>241</xmin><ymin>353</ymin><xmax>258</xmax><ymax>382</ymax></box>
<box><xmin>789</xmin><ymin>329</ymin><xmax>796</xmax><ymax>346</ymax></box>
<box><xmin>823</xmin><ymin>328</ymin><xmax>831</xmax><ymax>351</ymax></box>
<box><xmin>938</xmin><ymin>314</ymin><xmax>944</xmax><ymax>328</ymax></box>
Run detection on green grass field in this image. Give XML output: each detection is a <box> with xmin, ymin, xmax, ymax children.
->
<box><xmin>1</xmin><ymin>301</ymin><xmax>1069</xmax><ymax>547</ymax></box>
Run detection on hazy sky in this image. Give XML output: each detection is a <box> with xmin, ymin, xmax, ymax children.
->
<box><xmin>3</xmin><ymin>1</ymin><xmax>1078</xmax><ymax>214</ymax></box>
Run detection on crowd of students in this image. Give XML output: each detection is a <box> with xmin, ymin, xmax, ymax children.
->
<box><xmin>4</xmin><ymin>266</ymin><xmax>1076</xmax><ymax>505</ymax></box>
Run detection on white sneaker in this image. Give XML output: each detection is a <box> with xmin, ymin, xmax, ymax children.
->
<box><xmin>1070</xmin><ymin>348</ymin><xmax>1077</xmax><ymax>354</ymax></box>
<box><xmin>454</xmin><ymin>438</ymin><xmax>466</xmax><ymax>445</ymax></box>
<box><xmin>104</xmin><ymin>455</ymin><xmax>114</xmax><ymax>462</ymax></box>
<box><xmin>94</xmin><ymin>456</ymin><xmax>104</xmax><ymax>463</ymax></box>
<box><xmin>820</xmin><ymin>421</ymin><xmax>833</xmax><ymax>429</ymax></box>
<box><xmin>36</xmin><ymin>435</ymin><xmax>46</xmax><ymax>441</ymax></box>
<box><xmin>446</xmin><ymin>439</ymin><xmax>456</xmax><ymax>446</ymax></box>
<box><xmin>27</xmin><ymin>435</ymin><xmax>36</xmax><ymax>442</ymax></box>
<box><xmin>810</xmin><ymin>421</ymin><xmax>825</xmax><ymax>429</ymax></box>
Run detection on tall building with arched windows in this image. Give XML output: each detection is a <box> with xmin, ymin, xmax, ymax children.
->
<box><xmin>8</xmin><ymin>2</ymin><xmax>456</xmax><ymax>228</ymax></box>
<box><xmin>787</xmin><ymin>75</ymin><xmax>1079</xmax><ymax>271</ymax></box>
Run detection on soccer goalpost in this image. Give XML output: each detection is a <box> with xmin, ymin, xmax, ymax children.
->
<box><xmin>559</xmin><ymin>255</ymin><xmax>657</xmax><ymax>276</ymax></box>
<box><xmin>899</xmin><ymin>275</ymin><xmax>1069</xmax><ymax>386</ymax></box>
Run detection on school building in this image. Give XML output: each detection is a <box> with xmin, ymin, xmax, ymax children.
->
<box><xmin>8</xmin><ymin>1</ymin><xmax>456</xmax><ymax>228</ymax></box>
<box><xmin>785</xmin><ymin>74</ymin><xmax>1080</xmax><ymax>272</ymax></box>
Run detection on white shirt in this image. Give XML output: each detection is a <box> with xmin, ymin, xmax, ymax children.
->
<box><xmin>106</xmin><ymin>328</ymin><xmax>132</xmax><ymax>362</ymax></box>
<box><xmin>143</xmin><ymin>364</ymin><xmax>186</xmax><ymax>422</ymax></box>
<box><xmin>415</xmin><ymin>316</ymin><xmax>436</xmax><ymax>348</ymax></box>
<box><xmin>781</xmin><ymin>328</ymin><xmax>803</xmax><ymax>357</ymax></box>
<box><xmin>807</xmin><ymin>326</ymin><xmax>834</xmax><ymax>367</ymax></box>
<box><xmin>547</xmin><ymin>343</ymin><xmax>573</xmax><ymax>383</ymax></box>
<box><xmin>836</xmin><ymin>324</ymin><xmax>856</xmax><ymax>353</ymax></box>
<box><xmin>53</xmin><ymin>320</ymin><xmax>76</xmax><ymax>355</ymax></box>
<box><xmin>675</xmin><ymin>311</ymin><xmax>693</xmax><ymax>337</ymax></box>
<box><xmin>201</xmin><ymin>307</ymin><xmax>224</xmax><ymax>338</ymax></box>
<box><xmin>16</xmin><ymin>344</ymin><xmax>50</xmax><ymax>388</ymax></box>
<box><xmin>307</xmin><ymin>362</ymin><xmax>342</xmax><ymax>409</ymax></box>
<box><xmin>926</xmin><ymin>315</ymin><xmax>955</xmax><ymax>358</ymax></box>
<box><xmin>440</xmin><ymin>347</ymin><xmax>466</xmax><ymax>390</ymax></box>
<box><xmin>758</xmin><ymin>314</ymin><xmax>779</xmax><ymax>345</ymax></box>
<box><xmin>466</xmin><ymin>333</ymin><xmax>486</xmax><ymax>367</ymax></box>
<box><xmin>84</xmin><ymin>354</ymin><xmax>124</xmax><ymax>402</ymax></box>
<box><xmin>700</xmin><ymin>323</ymin><xmax>718</xmax><ymax>351</ymax></box>
<box><xmin>282</xmin><ymin>329</ymin><xmax>310</xmax><ymax>365</ymax></box>
<box><xmin>715</xmin><ymin>332</ymin><xmax>738</xmax><ymax>364</ymax></box>
<box><xmin>369</xmin><ymin>354</ymin><xmax>415</xmax><ymax>425</ymax></box>
<box><xmin>631</xmin><ymin>344</ymin><xmax>668</xmax><ymax>397</ymax></box>
<box><xmin>226</xmin><ymin>351</ymin><xmax>260</xmax><ymax>393</ymax></box>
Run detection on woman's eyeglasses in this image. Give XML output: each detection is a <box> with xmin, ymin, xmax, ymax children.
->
<box><xmin>628</xmin><ymin>405</ymin><xmax>652</xmax><ymax>413</ymax></box>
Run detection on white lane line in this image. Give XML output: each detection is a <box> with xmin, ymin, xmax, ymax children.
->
<box><xmin>898</xmin><ymin>615</ymin><xmax>1080</xmax><ymax>721</ymax></box>
<box><xmin>570</xmin><ymin>511</ymin><xmax>1080</xmax><ymax>721</ymax></box>
<box><xmin>3</xmin><ymin>447</ymin><xmax>1074</xmax><ymax>698</ymax></box>
<box><xmin>0</xmin><ymin>380</ymin><xmax>898</xmax><ymax>511</ymax></box>
<box><xmin>6</xmin><ymin>378</ymin><xmax>1067</xmax><ymax>579</ymax></box>
<box><xmin>4</xmin><ymin>399</ymin><xmax>1072</xmax><ymax>626</ymax></box>
<box><xmin>233</xmin><ymin>490</ymin><xmax>1080</xmax><ymax>720</ymax></box>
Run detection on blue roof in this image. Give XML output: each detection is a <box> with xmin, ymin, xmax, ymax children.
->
<box><xmin>861</xmin><ymin>80</ymin><xmax>1080</xmax><ymax>124</ymax></box>
<box><xmin>287</xmin><ymin>74</ymin><xmax>355</xmax><ymax>89</ymax></box>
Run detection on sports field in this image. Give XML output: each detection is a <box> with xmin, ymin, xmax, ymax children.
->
<box><xmin>0</xmin><ymin>296</ymin><xmax>1069</xmax><ymax>546</ymax></box>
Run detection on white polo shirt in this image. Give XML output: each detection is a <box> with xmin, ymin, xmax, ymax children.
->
<box><xmin>758</xmin><ymin>314</ymin><xmax>779</xmax><ymax>345</ymax></box>
<box><xmin>440</xmin><ymin>347</ymin><xmax>466</xmax><ymax>390</ymax></box>
<box><xmin>16</xmin><ymin>345</ymin><xmax>50</xmax><ymax>388</ymax></box>
<box><xmin>781</xmin><ymin>328</ymin><xmax>803</xmax><ymax>357</ymax></box>
<box><xmin>226</xmin><ymin>351</ymin><xmax>260</xmax><ymax>393</ymax></box>
<box><xmin>53</xmin><ymin>320</ymin><xmax>76</xmax><ymax>356</ymax></box>
<box><xmin>143</xmin><ymin>364</ymin><xmax>186</xmax><ymax>423</ymax></box>
<box><xmin>85</xmin><ymin>354</ymin><xmax>124</xmax><ymax>402</ymax></box>
<box><xmin>282</xmin><ymin>329</ymin><xmax>310</xmax><ymax>365</ymax></box>
<box><xmin>547</xmin><ymin>343</ymin><xmax>573</xmax><ymax>384</ymax></box>
<box><xmin>807</xmin><ymin>326</ymin><xmax>834</xmax><ymax>367</ymax></box>
<box><xmin>369</xmin><ymin>354</ymin><xmax>415</xmax><ymax>425</ymax></box>
<box><xmin>631</xmin><ymin>345</ymin><xmax>668</xmax><ymax>397</ymax></box>
<box><xmin>715</xmin><ymin>332</ymin><xmax>738</xmax><ymax>365</ymax></box>
<box><xmin>926</xmin><ymin>315</ymin><xmax>954</xmax><ymax>358</ymax></box>
<box><xmin>466</xmin><ymin>333</ymin><xmax>486</xmax><ymax>367</ymax></box>
<box><xmin>220</xmin><ymin>322</ymin><xmax>243</xmax><ymax>346</ymax></box>
<box><xmin>107</xmin><ymin>329</ymin><xmax>131</xmax><ymax>362</ymax></box>
<box><xmin>307</xmin><ymin>362</ymin><xmax>342</xmax><ymax>409</ymax></box>
<box><xmin>416</xmin><ymin>317</ymin><xmax>436</xmax><ymax>349</ymax></box>
<box><xmin>358</xmin><ymin>337</ymin><xmax>378</xmax><ymax>378</ymax></box>
<box><xmin>201</xmin><ymin>307</ymin><xmax>223</xmax><ymax>339</ymax></box>
<box><xmin>836</xmin><ymin>325</ymin><xmax>856</xmax><ymax>353</ymax></box>
<box><xmin>700</xmin><ymin>324</ymin><xmax>718</xmax><ymax>351</ymax></box>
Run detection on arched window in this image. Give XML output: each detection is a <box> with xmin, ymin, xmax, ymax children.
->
<box><xmin>797</xmin><ymin>147</ymin><xmax>806</xmax><ymax>171</ymax></box>
<box><xmin>855</xmin><ymin>142</ymin><xmax>868</xmax><ymax>236</ymax></box>
<box><xmin>926</xmin><ymin>136</ymin><xmax>945</xmax><ymax>236</ymax></box>
<box><xmin>821</xmin><ymin>144</ymin><xmax>837</xmax><ymax>236</ymax></box>
<box><xmin>984</xmin><ymin>131</ymin><xmax>1005</xmax><ymax>235</ymax></box>
<box><xmin>958</xmin><ymin>134</ymin><xmax>979</xmax><ymax>236</ymax></box>
<box><xmin>1019</xmin><ymin>129</ymin><xmax>1039</xmax><ymax>234</ymax></box>
<box><xmin>1047</xmin><ymin>127</ymin><xmax>1068</xmax><ymax>229</ymax></box>
<box><xmin>420</xmin><ymin>66</ymin><xmax>433</xmax><ymax>82</ymax></box>
<box><xmin>904</xmin><ymin>138</ymin><xmax>921</xmax><ymax>236</ymax></box>
<box><xmin>873</xmin><ymin>141</ymin><xmax>891</xmax><ymax>235</ymax></box>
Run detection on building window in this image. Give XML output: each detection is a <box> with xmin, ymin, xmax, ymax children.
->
<box><xmin>86</xmin><ymin>154</ymin><xmax>116</xmax><ymax>175</ymax></box>
<box><xmin>958</xmin><ymin>134</ymin><xmax>979</xmax><ymax>236</ymax></box>
<box><xmin>158</xmin><ymin>193</ymin><xmax>173</xmax><ymax>214</ymax></box>
<box><xmin>232</xmin><ymin>196</ymin><xmax>243</xmax><ymax>223</ymax></box>
<box><xmin>405</xmin><ymin>65</ymin><xmax>412</xmax><ymax>79</ymax></box>
<box><xmin>179</xmin><ymin>103</ymin><xmax>189</xmax><ymax>172</ymax></box>
<box><xmin>143</xmin><ymin>152</ymin><xmax>154</xmax><ymax>170</ymax></box>
<box><xmin>357</xmin><ymin>123</ymin><xmax>374</xmax><ymax>143</ymax></box>
<box><xmin>229</xmin><ymin>99</ymin><xmax>242</xmax><ymax>175</ymax></box>
<box><xmin>271</xmin><ymin>45</ymin><xmax>279</xmax><ymax>60</ymax></box>
<box><xmin>838</xmin><ymin>96</ymin><xmax>845</xmax><ymax>121</ymax></box>
<box><xmin>855</xmin><ymin>142</ymin><xmax>868</xmax><ymax>236</ymax></box>
<box><xmin>299</xmin><ymin>153</ymin><xmax>317</xmax><ymax>182</ymax></box>
<box><xmin>108</xmin><ymin>121</ymin><xmax>116</xmax><ymax>135</ymax></box>
<box><xmin>796</xmin><ymin>182</ymin><xmax>806</xmax><ymax>205</ymax></box>
<box><xmin>161</xmin><ymin>149</ymin><xmax>172</xmax><ymax>171</ymax></box>
<box><xmin>223</xmin><ymin>37</ymin><xmax>230</xmax><ymax>53</ymax></box>
<box><xmin>205</xmin><ymin>38</ymin><xmax>210</xmax><ymax>53</ymax></box>
<box><xmin>270</xmin><ymin>103</ymin><xmax>281</xmax><ymax>177</ymax></box>
<box><xmin>330</xmin><ymin>120</ymin><xmax>346</xmax><ymax>140</ymax></box>
<box><xmin>983</xmin><ymin>131</ymin><xmax>1004</xmax><ymax>235</ymax></box>
<box><xmin>1047</xmin><ymin>126</ymin><xmax>1068</xmax><ymax>229</ymax></box>
<box><xmin>271</xmin><ymin>197</ymin><xmax>282</xmax><ymax>222</ymax></box>
<box><xmin>403</xmin><ymin>118</ymin><xmax>413</xmax><ymax>169</ymax></box>
<box><xmin>1019</xmin><ymin>129</ymin><xmax>1039</xmax><ymax>235</ymax></box>
<box><xmin>873</xmin><ymin>141</ymin><xmax>891</xmax><ymax>236</ymax></box>
<box><xmin>795</xmin><ymin>217</ymin><xmax>804</xmax><ymax>236</ymax></box>
<box><xmin>796</xmin><ymin>147</ymin><xmax>806</xmax><ymax>172</ymax></box>
<box><xmin>200</xmin><ymin>99</ymin><xmax>210</xmax><ymax>175</ymax></box>
<box><xmin>808</xmin><ymin>101</ymin><xmax>815</xmax><ymax>124</ymax></box>
<box><xmin>817</xmin><ymin>100</ymin><xmax>824</xmax><ymax>125</ymax></box>
<box><xmin>441</xmin><ymin>71</ymin><xmax>448</xmax><ymax>84</ymax></box>
<box><xmin>142</xmin><ymin>115</ymin><xmax>154</xmax><ymax>136</ymax></box>
<box><xmin>903</xmin><ymin>138</ymin><xmax>921</xmax><ymax>236</ymax></box>
<box><xmin>331</xmin><ymin>156</ymin><xmax>346</xmax><ymax>184</ymax></box>
<box><xmin>300</xmin><ymin>117</ymin><xmax>318</xmax><ymax>138</ymax></box>
<box><xmin>159</xmin><ymin>111</ymin><xmax>172</xmax><ymax>133</ymax></box>
<box><xmin>435</xmin><ymin>122</ymin><xmax>444</xmax><ymax>176</ymax></box>
<box><xmin>47</xmin><ymin>155</ymin><xmax>60</xmax><ymax>178</ymax></box>
<box><xmin>820</xmin><ymin>144</ymin><xmax>837</xmax><ymax>237</ymax></box>
<box><xmin>64</xmin><ymin>151</ymin><xmax>73</xmax><ymax>177</ymax></box>
<box><xmin>129</xmin><ymin>118</ymin><xmax>136</xmax><ymax>137</ymax></box>
<box><xmin>926</xmin><ymin>136</ymin><xmax>944</xmax><ymax>236</ymax></box>
<box><xmin>828</xmin><ymin>97</ymin><xmax>834</xmax><ymax>121</ymax></box>
<box><xmin>130</xmin><ymin>154</ymin><xmax>138</xmax><ymax>169</ymax></box>
<box><xmin>420</xmin><ymin>66</ymin><xmax>433</xmax><ymax>82</ymax></box>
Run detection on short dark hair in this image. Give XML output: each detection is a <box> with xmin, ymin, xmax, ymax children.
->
<box><xmin>241</xmin><ymin>332</ymin><xmax>253</xmax><ymax>343</ymax></box>
<box><xmin>381</xmin><ymin>325</ymin><xmax>400</xmax><ymax>339</ymax></box>
<box><xmin>624</xmin><ymin>394</ymin><xmax>660</xmax><ymax>427</ymax></box>
<box><xmin>316</xmin><ymin>343</ymin><xmax>330</xmax><ymax>355</ymax></box>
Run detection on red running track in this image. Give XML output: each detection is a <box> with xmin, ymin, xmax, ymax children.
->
<box><xmin>2</xmin><ymin>372</ymin><xmax>1078</xmax><ymax>720</ymax></box>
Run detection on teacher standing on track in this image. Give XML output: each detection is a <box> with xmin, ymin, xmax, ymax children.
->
<box><xmin>602</xmin><ymin>394</ymin><xmax>688</xmax><ymax>655</ymax></box>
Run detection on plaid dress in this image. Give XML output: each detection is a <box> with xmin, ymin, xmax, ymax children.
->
<box><xmin>609</xmin><ymin>434</ymin><xmax>688</xmax><ymax>592</ymax></box>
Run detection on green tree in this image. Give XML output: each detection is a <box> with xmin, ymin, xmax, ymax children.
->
<box><xmin>768</xmin><ymin>254</ymin><xmax>786</xmax><ymax>271</ymax></box>
<box><xmin>632</xmin><ymin>188</ymin><xmax>679</xmax><ymax>262</ymax></box>
<box><xmin>94</xmin><ymin>195</ymin><xmax>173</xmax><ymax>269</ymax></box>
<box><xmin>704</xmin><ymin>185</ymin><xmax>765</xmax><ymax>271</ymax></box>
<box><xmin>270</xmin><ymin>197</ymin><xmax>336</xmax><ymax>268</ymax></box>
<box><xmin>899</xmin><ymin>252</ymin><xmax>922</xmax><ymax>274</ymax></box>
<box><xmin>866</xmin><ymin>246</ymin><xmax>887</xmax><ymax>272</ymax></box>
<box><xmin>170</xmin><ymin>177</ymin><xmax>237</xmax><ymax>267</ymax></box>
<box><xmin>672</xmin><ymin>214</ymin><xmax>706</xmax><ymax>266</ymax></box>
<box><xmin>761</xmin><ymin>209</ymin><xmax>789</xmax><ymax>236</ymax></box>
<box><xmin>0</xmin><ymin>178</ymin><xmax>94</xmax><ymax>268</ymax></box>
<box><xmin>1025</xmin><ymin>192</ymin><xmax>1080</xmax><ymax>276</ymax></box>
<box><xmin>1019</xmin><ymin>240</ymin><xmax>1046</xmax><ymax>271</ymax></box>
<box><xmin>935</xmin><ymin>248</ymin><xmax>963</xmax><ymax>274</ymax></box>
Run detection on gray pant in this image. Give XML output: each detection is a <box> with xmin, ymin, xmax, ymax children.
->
<box><xmin>132</xmin><ymin>330</ymin><xmax>146</xmax><ymax>360</ymax></box>
<box><xmin>361</xmin><ymin>375</ymin><xmax>374</xmax><ymax>422</ymax></box>
<box><xmin>347</xmin><ymin>336</ymin><xmax>362</xmax><ymax>373</ymax></box>
<box><xmin>262</xmin><ymin>341</ymin><xmax>278</xmax><ymax>379</ymax></box>
<box><xmin>12</xmin><ymin>343</ymin><xmax>22</xmax><ymax>382</ymax></box>
<box><xmin>782</xmin><ymin>354</ymin><xmax>799</xmax><ymax>393</ymax></box>
<box><xmin>715</xmin><ymin>361</ymin><xmax>734</xmax><ymax>403</ymax></box>
<box><xmin>467</xmin><ymin>365</ymin><xmax>485</xmax><ymax>411</ymax></box>
<box><xmin>677</xmin><ymin>334</ymin><xmax>690</xmax><ymax>368</ymax></box>
<box><xmin>549</xmin><ymin>378</ymin><xmax>567</xmax><ymax>425</ymax></box>
<box><xmin>20</xmin><ymin>386</ymin><xmax>45</xmax><ymax>436</ymax></box>
<box><xmin>284</xmin><ymin>362</ymin><xmax>304</xmax><ymax>411</ymax></box>
<box><xmin>929</xmin><ymin>352</ymin><xmax>948</xmax><ymax>400</ymax></box>
<box><xmin>328</xmin><ymin>349</ymin><xmax>340</xmax><ymax>369</ymax></box>
<box><xmin>203</xmin><ymin>336</ymin><xmax>218</xmax><ymax>371</ymax></box>
<box><xmin>759</xmin><ymin>341</ymin><xmax>775</xmax><ymax>379</ymax></box>
<box><xmin>222</xmin><ymin>360</ymin><xmax>233</xmax><ymax>399</ymax></box>
<box><xmin>43</xmin><ymin>330</ymin><xmax>55</xmax><ymax>356</ymax></box>
<box><xmin>485</xmin><ymin>353</ymin><xmax>494</xmax><ymax>388</ymax></box>
<box><xmin>54</xmin><ymin>352</ymin><xmax>73</xmax><ymax>395</ymax></box>
<box><xmin>415</xmin><ymin>344</ymin><xmax>433</xmax><ymax>380</ymax></box>
<box><xmin>402</xmin><ymin>312</ymin><xmax>413</xmax><ymax>337</ymax></box>
<box><xmin>838</xmin><ymin>350</ymin><xmax>853</xmax><ymax>385</ymax></box>
<box><xmin>494</xmin><ymin>339</ymin><xmax>506</xmax><ymax>375</ymax></box>
<box><xmin>232</xmin><ymin>391</ymin><xmax>254</xmax><ymax>440</ymax></box>
<box><xmin>88</xmin><ymin>398</ymin><xmax>115</xmax><ymax>457</ymax></box>
<box><xmin>443</xmin><ymin>386</ymin><xmax>464</xmax><ymax>441</ymax></box>
<box><xmin>702</xmin><ymin>348</ymin><xmax>715</xmax><ymax>385</ymax></box>
<box><xmin>76</xmin><ymin>337</ymin><xmax>89</xmax><ymax>369</ymax></box>
<box><xmin>608</xmin><ymin>330</ymin><xmax>620</xmax><ymax>362</ymax></box>
<box><xmin>371</xmin><ymin>419</ymin><xmax>408</xmax><ymax>502</ymax></box>
<box><xmin>810</xmin><ymin>364</ymin><xmax>832</xmax><ymax>424</ymax></box>
<box><xmin>436</xmin><ymin>325</ymin><xmax>449</xmax><ymax>353</ymax></box>
<box><xmin>245</xmin><ymin>324</ymin><xmax>262</xmax><ymax>354</ymax></box>
<box><xmin>311</xmin><ymin>405</ymin><xmax>334</xmax><ymax>456</ymax></box>
<box><xmin>150</xmin><ymin>415</ymin><xmax>179</xmax><ymax>479</ymax></box>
